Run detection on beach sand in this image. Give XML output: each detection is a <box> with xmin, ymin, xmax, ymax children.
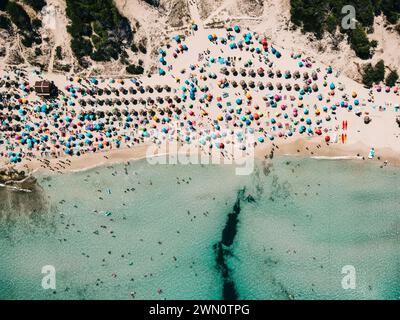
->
<box><xmin>1</xmin><ymin>18</ymin><xmax>400</xmax><ymax>176</ymax></box>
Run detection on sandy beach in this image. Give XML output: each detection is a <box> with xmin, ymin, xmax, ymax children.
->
<box><xmin>1</xmin><ymin>21</ymin><xmax>400</xmax><ymax>178</ymax></box>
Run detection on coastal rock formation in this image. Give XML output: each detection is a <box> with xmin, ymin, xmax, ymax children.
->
<box><xmin>0</xmin><ymin>168</ymin><xmax>36</xmax><ymax>191</ymax></box>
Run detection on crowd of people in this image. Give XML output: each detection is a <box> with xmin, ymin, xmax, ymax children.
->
<box><xmin>1</xmin><ymin>24</ymin><xmax>399</xmax><ymax>168</ymax></box>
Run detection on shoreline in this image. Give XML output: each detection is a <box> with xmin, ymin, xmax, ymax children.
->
<box><xmin>7</xmin><ymin>137</ymin><xmax>396</xmax><ymax>178</ymax></box>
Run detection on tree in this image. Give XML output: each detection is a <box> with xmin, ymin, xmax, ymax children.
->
<box><xmin>6</xmin><ymin>1</ymin><xmax>32</xmax><ymax>31</ymax></box>
<box><xmin>65</xmin><ymin>0</ymin><xmax>133</xmax><ymax>62</ymax></box>
<box><xmin>143</xmin><ymin>0</ymin><xmax>160</xmax><ymax>6</ymax></box>
<box><xmin>362</xmin><ymin>63</ymin><xmax>374</xmax><ymax>87</ymax></box>
<box><xmin>71</xmin><ymin>37</ymin><xmax>93</xmax><ymax>58</ymax></box>
<box><xmin>395</xmin><ymin>24</ymin><xmax>400</xmax><ymax>35</ymax></box>
<box><xmin>23</xmin><ymin>0</ymin><xmax>46</xmax><ymax>12</ymax></box>
<box><xmin>0</xmin><ymin>0</ymin><xmax>9</xmax><ymax>11</ymax></box>
<box><xmin>325</xmin><ymin>14</ymin><xmax>337</xmax><ymax>33</ymax></box>
<box><xmin>0</xmin><ymin>15</ymin><xmax>11</xmax><ymax>30</ymax></box>
<box><xmin>126</xmin><ymin>64</ymin><xmax>144</xmax><ymax>74</ymax></box>
<box><xmin>32</xmin><ymin>18</ymin><xmax>42</xmax><ymax>30</ymax></box>
<box><xmin>380</xmin><ymin>0</ymin><xmax>400</xmax><ymax>24</ymax></box>
<box><xmin>362</xmin><ymin>60</ymin><xmax>386</xmax><ymax>87</ymax></box>
<box><xmin>289</xmin><ymin>0</ymin><xmax>400</xmax><ymax>58</ymax></box>
<box><xmin>385</xmin><ymin>70</ymin><xmax>399</xmax><ymax>87</ymax></box>
<box><xmin>55</xmin><ymin>46</ymin><xmax>62</xmax><ymax>60</ymax></box>
<box><xmin>348</xmin><ymin>24</ymin><xmax>372</xmax><ymax>59</ymax></box>
<box><xmin>374</xmin><ymin>60</ymin><xmax>385</xmax><ymax>82</ymax></box>
<box><xmin>131</xmin><ymin>43</ymin><xmax>138</xmax><ymax>52</ymax></box>
<box><xmin>138</xmin><ymin>43</ymin><xmax>147</xmax><ymax>54</ymax></box>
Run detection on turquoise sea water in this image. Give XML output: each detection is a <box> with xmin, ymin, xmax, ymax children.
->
<box><xmin>0</xmin><ymin>157</ymin><xmax>399</xmax><ymax>300</ymax></box>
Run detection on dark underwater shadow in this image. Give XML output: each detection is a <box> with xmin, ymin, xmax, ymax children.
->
<box><xmin>0</xmin><ymin>182</ymin><xmax>58</xmax><ymax>241</ymax></box>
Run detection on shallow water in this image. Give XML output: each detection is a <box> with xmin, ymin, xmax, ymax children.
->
<box><xmin>0</xmin><ymin>157</ymin><xmax>399</xmax><ymax>299</ymax></box>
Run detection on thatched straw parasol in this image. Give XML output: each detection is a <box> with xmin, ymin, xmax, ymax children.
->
<box><xmin>220</xmin><ymin>67</ymin><xmax>229</xmax><ymax>75</ymax></box>
<box><xmin>312</xmin><ymin>71</ymin><xmax>318</xmax><ymax>80</ymax></box>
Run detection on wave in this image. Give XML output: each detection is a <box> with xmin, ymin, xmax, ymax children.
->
<box><xmin>310</xmin><ymin>156</ymin><xmax>363</xmax><ymax>160</ymax></box>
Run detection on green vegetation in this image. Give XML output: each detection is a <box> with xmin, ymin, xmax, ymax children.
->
<box><xmin>380</xmin><ymin>0</ymin><xmax>400</xmax><ymax>24</ymax></box>
<box><xmin>395</xmin><ymin>24</ymin><xmax>400</xmax><ymax>35</ymax></box>
<box><xmin>138</xmin><ymin>42</ymin><xmax>147</xmax><ymax>54</ymax></box>
<box><xmin>143</xmin><ymin>0</ymin><xmax>160</xmax><ymax>6</ymax></box>
<box><xmin>290</xmin><ymin>0</ymin><xmax>400</xmax><ymax>59</ymax></box>
<box><xmin>23</xmin><ymin>0</ymin><xmax>46</xmax><ymax>12</ymax></box>
<box><xmin>32</xmin><ymin>18</ymin><xmax>42</xmax><ymax>29</ymax></box>
<box><xmin>0</xmin><ymin>0</ymin><xmax>9</xmax><ymax>11</ymax></box>
<box><xmin>119</xmin><ymin>50</ymin><xmax>129</xmax><ymax>65</ymax></box>
<box><xmin>385</xmin><ymin>70</ymin><xmax>399</xmax><ymax>87</ymax></box>
<box><xmin>65</xmin><ymin>0</ymin><xmax>133</xmax><ymax>63</ymax></box>
<box><xmin>347</xmin><ymin>23</ymin><xmax>372</xmax><ymax>59</ymax></box>
<box><xmin>0</xmin><ymin>15</ymin><xmax>12</xmax><ymax>30</ymax></box>
<box><xmin>131</xmin><ymin>43</ymin><xmax>138</xmax><ymax>52</ymax></box>
<box><xmin>362</xmin><ymin>59</ymin><xmax>385</xmax><ymax>87</ymax></box>
<box><xmin>6</xmin><ymin>1</ymin><xmax>31</xmax><ymax>31</ymax></box>
<box><xmin>126</xmin><ymin>64</ymin><xmax>144</xmax><ymax>74</ymax></box>
<box><xmin>5</xmin><ymin>1</ymin><xmax>41</xmax><ymax>47</ymax></box>
<box><xmin>70</xmin><ymin>37</ymin><xmax>92</xmax><ymax>58</ymax></box>
<box><xmin>55</xmin><ymin>46</ymin><xmax>62</xmax><ymax>60</ymax></box>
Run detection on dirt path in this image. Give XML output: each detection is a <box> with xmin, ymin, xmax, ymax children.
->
<box><xmin>187</xmin><ymin>0</ymin><xmax>204</xmax><ymax>29</ymax></box>
<box><xmin>202</xmin><ymin>0</ymin><xmax>232</xmax><ymax>25</ymax></box>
